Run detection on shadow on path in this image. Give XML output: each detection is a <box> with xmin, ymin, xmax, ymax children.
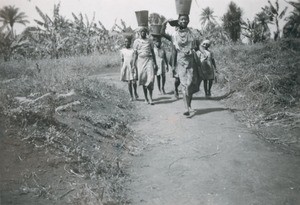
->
<box><xmin>194</xmin><ymin>90</ymin><xmax>235</xmax><ymax>101</ymax></box>
<box><xmin>153</xmin><ymin>96</ymin><xmax>182</xmax><ymax>105</ymax></box>
<box><xmin>187</xmin><ymin>107</ymin><xmax>229</xmax><ymax>118</ymax></box>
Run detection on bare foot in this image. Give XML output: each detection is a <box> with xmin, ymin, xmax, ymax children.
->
<box><xmin>149</xmin><ymin>99</ymin><xmax>154</xmax><ymax>105</ymax></box>
<box><xmin>183</xmin><ymin>111</ymin><xmax>190</xmax><ymax>116</ymax></box>
<box><xmin>172</xmin><ymin>94</ymin><xmax>179</xmax><ymax>100</ymax></box>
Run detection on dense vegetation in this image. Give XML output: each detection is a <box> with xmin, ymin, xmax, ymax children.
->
<box><xmin>214</xmin><ymin>40</ymin><xmax>300</xmax><ymax>150</ymax></box>
<box><xmin>0</xmin><ymin>0</ymin><xmax>299</xmax><ymax>203</ymax></box>
<box><xmin>0</xmin><ymin>0</ymin><xmax>299</xmax><ymax>61</ymax></box>
<box><xmin>0</xmin><ymin>52</ymin><xmax>142</xmax><ymax>204</ymax></box>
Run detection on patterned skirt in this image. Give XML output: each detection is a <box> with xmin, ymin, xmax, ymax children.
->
<box><xmin>137</xmin><ymin>56</ymin><xmax>155</xmax><ymax>89</ymax></box>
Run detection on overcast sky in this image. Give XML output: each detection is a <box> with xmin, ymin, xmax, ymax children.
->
<box><xmin>0</xmin><ymin>0</ymin><xmax>292</xmax><ymax>34</ymax></box>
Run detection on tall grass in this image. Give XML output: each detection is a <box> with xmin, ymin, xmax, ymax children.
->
<box><xmin>213</xmin><ymin>41</ymin><xmax>300</xmax><ymax>150</ymax></box>
<box><xmin>0</xmin><ymin>52</ymin><xmax>120</xmax><ymax>96</ymax></box>
<box><xmin>0</xmin><ymin>51</ymin><xmax>134</xmax><ymax>203</ymax></box>
<box><xmin>214</xmin><ymin>41</ymin><xmax>300</xmax><ymax>121</ymax></box>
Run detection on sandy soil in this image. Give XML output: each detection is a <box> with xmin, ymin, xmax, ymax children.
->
<box><xmin>101</xmin><ymin>72</ymin><xmax>300</xmax><ymax>205</ymax></box>
<box><xmin>1</xmin><ymin>72</ymin><xmax>300</xmax><ymax>205</ymax></box>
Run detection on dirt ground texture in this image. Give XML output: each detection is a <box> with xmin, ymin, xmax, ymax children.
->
<box><xmin>124</xmin><ymin>75</ymin><xmax>300</xmax><ymax>205</ymax></box>
<box><xmin>99</xmin><ymin>73</ymin><xmax>300</xmax><ymax>205</ymax></box>
<box><xmin>1</xmin><ymin>72</ymin><xmax>300</xmax><ymax>205</ymax></box>
<box><xmin>0</xmin><ymin>76</ymin><xmax>137</xmax><ymax>205</ymax></box>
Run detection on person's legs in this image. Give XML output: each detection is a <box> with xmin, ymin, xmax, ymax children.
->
<box><xmin>187</xmin><ymin>94</ymin><xmax>193</xmax><ymax>110</ymax></box>
<box><xmin>204</xmin><ymin>80</ymin><xmax>208</xmax><ymax>96</ymax></box>
<box><xmin>133</xmin><ymin>81</ymin><xmax>138</xmax><ymax>99</ymax></box>
<box><xmin>208</xmin><ymin>79</ymin><xmax>213</xmax><ymax>96</ymax></box>
<box><xmin>156</xmin><ymin>75</ymin><xmax>161</xmax><ymax>94</ymax></box>
<box><xmin>143</xmin><ymin>86</ymin><xmax>149</xmax><ymax>103</ymax></box>
<box><xmin>148</xmin><ymin>88</ymin><xmax>154</xmax><ymax>105</ymax></box>
<box><xmin>162</xmin><ymin>74</ymin><xmax>166</xmax><ymax>94</ymax></box>
<box><xmin>182</xmin><ymin>89</ymin><xmax>190</xmax><ymax>116</ymax></box>
<box><xmin>174</xmin><ymin>78</ymin><xmax>180</xmax><ymax>99</ymax></box>
<box><xmin>128</xmin><ymin>81</ymin><xmax>133</xmax><ymax>101</ymax></box>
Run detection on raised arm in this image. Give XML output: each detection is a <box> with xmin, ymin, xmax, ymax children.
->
<box><xmin>160</xmin><ymin>19</ymin><xmax>172</xmax><ymax>41</ymax></box>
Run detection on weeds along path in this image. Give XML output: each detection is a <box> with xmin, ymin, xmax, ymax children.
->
<box><xmin>100</xmin><ymin>72</ymin><xmax>300</xmax><ymax>205</ymax></box>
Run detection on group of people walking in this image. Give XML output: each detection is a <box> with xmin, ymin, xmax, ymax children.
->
<box><xmin>119</xmin><ymin>2</ymin><xmax>217</xmax><ymax>116</ymax></box>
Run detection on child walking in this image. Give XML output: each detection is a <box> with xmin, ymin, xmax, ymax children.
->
<box><xmin>120</xmin><ymin>35</ymin><xmax>139</xmax><ymax>101</ymax></box>
<box><xmin>152</xmin><ymin>35</ymin><xmax>169</xmax><ymax>95</ymax></box>
<box><xmin>133</xmin><ymin>27</ymin><xmax>158</xmax><ymax>105</ymax></box>
<box><xmin>197</xmin><ymin>39</ymin><xmax>217</xmax><ymax>97</ymax></box>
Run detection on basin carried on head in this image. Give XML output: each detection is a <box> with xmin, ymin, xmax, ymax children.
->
<box><xmin>175</xmin><ymin>0</ymin><xmax>192</xmax><ymax>15</ymax></box>
<box><xmin>135</xmin><ymin>10</ymin><xmax>149</xmax><ymax>27</ymax></box>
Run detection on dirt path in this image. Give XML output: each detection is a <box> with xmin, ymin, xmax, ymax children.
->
<box><xmin>101</xmin><ymin>73</ymin><xmax>300</xmax><ymax>205</ymax></box>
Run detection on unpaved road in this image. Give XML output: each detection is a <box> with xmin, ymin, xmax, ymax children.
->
<box><xmin>101</xmin><ymin>73</ymin><xmax>300</xmax><ymax>205</ymax></box>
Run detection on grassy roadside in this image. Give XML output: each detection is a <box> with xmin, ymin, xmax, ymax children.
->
<box><xmin>213</xmin><ymin>39</ymin><xmax>300</xmax><ymax>153</ymax></box>
<box><xmin>0</xmin><ymin>52</ymin><xmax>139</xmax><ymax>204</ymax></box>
<box><xmin>1</xmin><ymin>40</ymin><xmax>299</xmax><ymax>204</ymax></box>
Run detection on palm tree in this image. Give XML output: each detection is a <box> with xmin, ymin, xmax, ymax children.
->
<box><xmin>0</xmin><ymin>5</ymin><xmax>29</xmax><ymax>36</ymax></box>
<box><xmin>255</xmin><ymin>11</ymin><xmax>271</xmax><ymax>41</ymax></box>
<box><xmin>222</xmin><ymin>1</ymin><xmax>243</xmax><ymax>42</ymax></box>
<box><xmin>200</xmin><ymin>7</ymin><xmax>217</xmax><ymax>29</ymax></box>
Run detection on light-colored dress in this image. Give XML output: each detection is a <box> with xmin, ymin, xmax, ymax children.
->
<box><xmin>197</xmin><ymin>49</ymin><xmax>215</xmax><ymax>80</ymax></box>
<box><xmin>154</xmin><ymin>47</ymin><xmax>167</xmax><ymax>76</ymax></box>
<box><xmin>171</xmin><ymin>28</ymin><xmax>200</xmax><ymax>96</ymax></box>
<box><xmin>133</xmin><ymin>38</ymin><xmax>155</xmax><ymax>89</ymax></box>
<box><xmin>120</xmin><ymin>48</ymin><xmax>137</xmax><ymax>81</ymax></box>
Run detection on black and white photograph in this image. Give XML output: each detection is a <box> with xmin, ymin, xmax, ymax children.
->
<box><xmin>0</xmin><ymin>0</ymin><xmax>299</xmax><ymax>204</ymax></box>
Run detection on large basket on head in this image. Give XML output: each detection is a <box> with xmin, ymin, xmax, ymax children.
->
<box><xmin>135</xmin><ymin>10</ymin><xmax>149</xmax><ymax>27</ymax></box>
<box><xmin>151</xmin><ymin>24</ymin><xmax>162</xmax><ymax>35</ymax></box>
<box><xmin>175</xmin><ymin>0</ymin><xmax>192</xmax><ymax>15</ymax></box>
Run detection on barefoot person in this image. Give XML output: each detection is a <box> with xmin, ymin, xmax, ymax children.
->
<box><xmin>120</xmin><ymin>35</ymin><xmax>139</xmax><ymax>101</ymax></box>
<box><xmin>197</xmin><ymin>39</ymin><xmax>217</xmax><ymax>97</ymax></box>
<box><xmin>161</xmin><ymin>13</ymin><xmax>200</xmax><ymax>115</ymax></box>
<box><xmin>169</xmin><ymin>44</ymin><xmax>181</xmax><ymax>99</ymax></box>
<box><xmin>133</xmin><ymin>26</ymin><xmax>158</xmax><ymax>105</ymax></box>
<box><xmin>152</xmin><ymin>35</ymin><xmax>169</xmax><ymax>95</ymax></box>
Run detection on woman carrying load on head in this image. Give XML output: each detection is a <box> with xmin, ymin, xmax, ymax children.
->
<box><xmin>132</xmin><ymin>26</ymin><xmax>158</xmax><ymax>105</ymax></box>
<box><xmin>161</xmin><ymin>1</ymin><xmax>201</xmax><ymax>116</ymax></box>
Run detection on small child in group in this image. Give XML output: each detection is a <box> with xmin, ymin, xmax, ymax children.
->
<box><xmin>197</xmin><ymin>39</ymin><xmax>217</xmax><ymax>97</ymax></box>
<box><xmin>120</xmin><ymin>35</ymin><xmax>139</xmax><ymax>101</ymax></box>
<box><xmin>152</xmin><ymin>35</ymin><xmax>169</xmax><ymax>94</ymax></box>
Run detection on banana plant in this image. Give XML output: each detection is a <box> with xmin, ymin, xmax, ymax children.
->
<box><xmin>0</xmin><ymin>28</ymin><xmax>29</xmax><ymax>61</ymax></box>
<box><xmin>241</xmin><ymin>18</ymin><xmax>270</xmax><ymax>44</ymax></box>
<box><xmin>34</xmin><ymin>3</ymin><xmax>76</xmax><ymax>58</ymax></box>
<box><xmin>283</xmin><ymin>0</ymin><xmax>300</xmax><ymax>38</ymax></box>
<box><xmin>2</xmin><ymin>3</ymin><xmax>120</xmax><ymax>59</ymax></box>
<box><xmin>262</xmin><ymin>0</ymin><xmax>288</xmax><ymax>40</ymax></box>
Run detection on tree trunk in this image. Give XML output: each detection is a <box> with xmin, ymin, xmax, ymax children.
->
<box><xmin>274</xmin><ymin>17</ymin><xmax>280</xmax><ymax>41</ymax></box>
